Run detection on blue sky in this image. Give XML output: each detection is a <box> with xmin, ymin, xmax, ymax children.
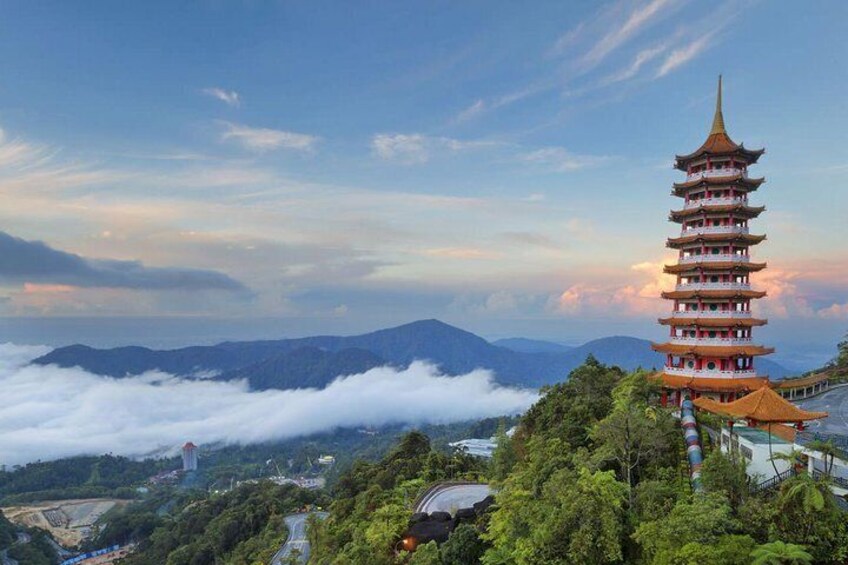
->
<box><xmin>0</xmin><ymin>1</ymin><xmax>847</xmax><ymax>368</ymax></box>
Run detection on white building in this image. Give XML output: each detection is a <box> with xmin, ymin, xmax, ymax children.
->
<box><xmin>449</xmin><ymin>426</ymin><xmax>516</xmax><ymax>459</ymax></box>
<box><xmin>719</xmin><ymin>426</ymin><xmax>793</xmax><ymax>481</ymax></box>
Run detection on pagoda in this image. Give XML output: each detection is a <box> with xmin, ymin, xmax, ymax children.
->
<box><xmin>655</xmin><ymin>77</ymin><xmax>773</xmax><ymax>407</ymax></box>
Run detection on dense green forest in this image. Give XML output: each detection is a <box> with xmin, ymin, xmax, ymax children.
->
<box><xmin>0</xmin><ymin>418</ymin><xmax>509</xmax><ymax>507</ymax></box>
<box><xmin>0</xmin><ymin>455</ymin><xmax>171</xmax><ymax>504</ymax></box>
<box><xmin>308</xmin><ymin>432</ymin><xmax>488</xmax><ymax>564</ymax></box>
<box><xmin>113</xmin><ymin>481</ymin><xmax>326</xmax><ymax>565</ymax></box>
<box><xmin>309</xmin><ymin>357</ymin><xmax>848</xmax><ymax>564</ymax></box>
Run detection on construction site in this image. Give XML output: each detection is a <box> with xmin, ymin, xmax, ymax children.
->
<box><xmin>1</xmin><ymin>498</ymin><xmax>128</xmax><ymax>548</ymax></box>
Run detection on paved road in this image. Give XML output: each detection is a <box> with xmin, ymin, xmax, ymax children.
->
<box><xmin>797</xmin><ymin>385</ymin><xmax>848</xmax><ymax>435</ymax></box>
<box><xmin>270</xmin><ymin>512</ymin><xmax>328</xmax><ymax>565</ymax></box>
<box><xmin>415</xmin><ymin>484</ymin><xmax>492</xmax><ymax>514</ymax></box>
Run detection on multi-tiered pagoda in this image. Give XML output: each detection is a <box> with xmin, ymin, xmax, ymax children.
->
<box><xmin>655</xmin><ymin>77</ymin><xmax>773</xmax><ymax>407</ymax></box>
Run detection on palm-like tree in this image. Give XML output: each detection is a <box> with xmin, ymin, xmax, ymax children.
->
<box><xmin>779</xmin><ymin>475</ymin><xmax>825</xmax><ymax>514</ymax></box>
<box><xmin>750</xmin><ymin>541</ymin><xmax>813</xmax><ymax>565</ymax></box>
<box><xmin>807</xmin><ymin>439</ymin><xmax>840</xmax><ymax>477</ymax></box>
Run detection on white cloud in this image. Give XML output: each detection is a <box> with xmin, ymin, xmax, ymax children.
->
<box><xmin>220</xmin><ymin>122</ymin><xmax>319</xmax><ymax>152</ymax></box>
<box><xmin>0</xmin><ymin>344</ymin><xmax>538</xmax><ymax>466</ymax></box>
<box><xmin>372</xmin><ymin>134</ymin><xmax>429</xmax><ymax>163</ymax></box>
<box><xmin>656</xmin><ymin>34</ymin><xmax>714</xmax><ymax>77</ymax></box>
<box><xmin>202</xmin><ymin>87</ymin><xmax>241</xmax><ymax>107</ymax></box>
<box><xmin>371</xmin><ymin>133</ymin><xmax>497</xmax><ymax>164</ymax></box>
<box><xmin>520</xmin><ymin>146</ymin><xmax>610</xmax><ymax>172</ymax></box>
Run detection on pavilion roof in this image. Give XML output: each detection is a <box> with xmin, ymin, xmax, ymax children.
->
<box><xmin>693</xmin><ymin>386</ymin><xmax>828</xmax><ymax>422</ymax></box>
<box><xmin>655</xmin><ymin>372</ymin><xmax>769</xmax><ymax>392</ymax></box>
<box><xmin>664</xmin><ymin>261</ymin><xmax>767</xmax><ymax>274</ymax></box>
<box><xmin>652</xmin><ymin>342</ymin><xmax>774</xmax><ymax>357</ymax></box>
<box><xmin>658</xmin><ymin>317</ymin><xmax>768</xmax><ymax>327</ymax></box>
<box><xmin>773</xmin><ymin>372</ymin><xmax>830</xmax><ymax>390</ymax></box>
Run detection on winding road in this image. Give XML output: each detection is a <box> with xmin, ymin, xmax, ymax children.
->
<box><xmin>414</xmin><ymin>484</ymin><xmax>493</xmax><ymax>514</ymax></box>
<box><xmin>270</xmin><ymin>512</ymin><xmax>328</xmax><ymax>565</ymax></box>
<box><xmin>797</xmin><ymin>385</ymin><xmax>848</xmax><ymax>435</ymax></box>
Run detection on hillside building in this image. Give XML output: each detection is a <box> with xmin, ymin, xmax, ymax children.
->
<box><xmin>182</xmin><ymin>441</ymin><xmax>198</xmax><ymax>472</ymax></box>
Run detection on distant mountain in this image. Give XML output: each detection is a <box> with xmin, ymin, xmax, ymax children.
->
<box><xmin>493</xmin><ymin>338</ymin><xmax>574</xmax><ymax>354</ymax></box>
<box><xmin>219</xmin><ymin>347</ymin><xmax>386</xmax><ymax>391</ymax></box>
<box><xmin>33</xmin><ymin>319</ymin><xmax>793</xmax><ymax>389</ymax></box>
<box><xmin>34</xmin><ymin>343</ymin><xmax>249</xmax><ymax>378</ymax></box>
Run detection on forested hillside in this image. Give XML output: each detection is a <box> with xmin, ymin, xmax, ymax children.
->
<box><xmin>113</xmin><ymin>482</ymin><xmax>326</xmax><ymax>565</ymax></box>
<box><xmin>309</xmin><ymin>358</ymin><xmax>848</xmax><ymax>564</ymax></box>
<box><xmin>0</xmin><ymin>455</ymin><xmax>170</xmax><ymax>504</ymax></box>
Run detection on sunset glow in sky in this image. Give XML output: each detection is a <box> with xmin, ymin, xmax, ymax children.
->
<box><xmin>1</xmin><ymin>1</ymin><xmax>846</xmax><ymax>367</ymax></box>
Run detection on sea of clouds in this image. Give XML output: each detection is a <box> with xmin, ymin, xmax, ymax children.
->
<box><xmin>0</xmin><ymin>343</ymin><xmax>538</xmax><ymax>466</ymax></box>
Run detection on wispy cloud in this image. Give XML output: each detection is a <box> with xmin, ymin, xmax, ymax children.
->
<box><xmin>580</xmin><ymin>0</ymin><xmax>677</xmax><ymax>69</ymax></box>
<box><xmin>520</xmin><ymin>146</ymin><xmax>611</xmax><ymax>172</ymax></box>
<box><xmin>202</xmin><ymin>87</ymin><xmax>241</xmax><ymax>107</ymax></box>
<box><xmin>656</xmin><ymin>33</ymin><xmax>714</xmax><ymax>77</ymax></box>
<box><xmin>371</xmin><ymin>133</ymin><xmax>498</xmax><ymax>164</ymax></box>
<box><xmin>220</xmin><ymin>122</ymin><xmax>319</xmax><ymax>152</ymax></box>
<box><xmin>454</xmin><ymin>99</ymin><xmax>486</xmax><ymax>123</ymax></box>
<box><xmin>601</xmin><ymin>43</ymin><xmax>669</xmax><ymax>85</ymax></box>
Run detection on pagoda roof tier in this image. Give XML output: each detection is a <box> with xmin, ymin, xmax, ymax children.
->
<box><xmin>674</xmin><ymin>140</ymin><xmax>765</xmax><ymax>171</ymax></box>
<box><xmin>670</xmin><ymin>204</ymin><xmax>765</xmax><ymax>222</ymax></box>
<box><xmin>672</xmin><ymin>174</ymin><xmax>765</xmax><ymax>195</ymax></box>
<box><xmin>674</xmin><ymin>77</ymin><xmax>764</xmax><ymax>170</ymax></box>
<box><xmin>666</xmin><ymin>232</ymin><xmax>766</xmax><ymax>249</ymax></box>
<box><xmin>693</xmin><ymin>386</ymin><xmax>828</xmax><ymax>422</ymax></box>
<box><xmin>664</xmin><ymin>261</ymin><xmax>767</xmax><ymax>274</ymax></box>
<box><xmin>652</xmin><ymin>342</ymin><xmax>775</xmax><ymax>357</ymax></box>
<box><xmin>654</xmin><ymin>372</ymin><xmax>769</xmax><ymax>392</ymax></box>
<box><xmin>661</xmin><ymin>289</ymin><xmax>767</xmax><ymax>300</ymax></box>
<box><xmin>659</xmin><ymin>317</ymin><xmax>768</xmax><ymax>328</ymax></box>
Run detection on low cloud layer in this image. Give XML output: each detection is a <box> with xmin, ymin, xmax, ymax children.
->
<box><xmin>0</xmin><ymin>344</ymin><xmax>538</xmax><ymax>466</ymax></box>
<box><xmin>0</xmin><ymin>231</ymin><xmax>248</xmax><ymax>293</ymax></box>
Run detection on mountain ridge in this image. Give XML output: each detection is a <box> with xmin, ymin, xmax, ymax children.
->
<box><xmin>33</xmin><ymin>319</ymin><xmax>793</xmax><ymax>389</ymax></box>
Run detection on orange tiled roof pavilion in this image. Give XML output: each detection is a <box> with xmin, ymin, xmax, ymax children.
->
<box><xmin>655</xmin><ymin>77</ymin><xmax>772</xmax><ymax>406</ymax></box>
<box><xmin>693</xmin><ymin>386</ymin><xmax>828</xmax><ymax>426</ymax></box>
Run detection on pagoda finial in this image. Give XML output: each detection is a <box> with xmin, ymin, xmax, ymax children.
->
<box><xmin>709</xmin><ymin>75</ymin><xmax>726</xmax><ymax>136</ymax></box>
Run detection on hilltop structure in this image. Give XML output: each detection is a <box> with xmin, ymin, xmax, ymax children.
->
<box><xmin>654</xmin><ymin>77</ymin><xmax>773</xmax><ymax>406</ymax></box>
<box><xmin>182</xmin><ymin>441</ymin><xmax>198</xmax><ymax>472</ymax></box>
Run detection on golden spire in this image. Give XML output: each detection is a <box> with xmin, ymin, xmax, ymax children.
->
<box><xmin>709</xmin><ymin>75</ymin><xmax>726</xmax><ymax>136</ymax></box>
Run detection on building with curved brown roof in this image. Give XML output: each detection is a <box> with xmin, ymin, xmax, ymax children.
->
<box><xmin>655</xmin><ymin>77</ymin><xmax>773</xmax><ymax>406</ymax></box>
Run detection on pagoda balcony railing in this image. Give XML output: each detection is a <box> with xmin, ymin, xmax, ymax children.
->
<box><xmin>679</xmin><ymin>253</ymin><xmax>750</xmax><ymax>264</ymax></box>
<box><xmin>671</xmin><ymin>310</ymin><xmax>753</xmax><ymax>318</ymax></box>
<box><xmin>670</xmin><ymin>337</ymin><xmax>753</xmax><ymax>346</ymax></box>
<box><xmin>683</xmin><ymin>196</ymin><xmax>747</xmax><ymax>209</ymax></box>
<box><xmin>680</xmin><ymin>225</ymin><xmax>749</xmax><ymax>236</ymax></box>
<box><xmin>675</xmin><ymin>282</ymin><xmax>752</xmax><ymax>291</ymax></box>
<box><xmin>664</xmin><ymin>366</ymin><xmax>760</xmax><ymax>379</ymax></box>
<box><xmin>685</xmin><ymin>168</ymin><xmax>747</xmax><ymax>181</ymax></box>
